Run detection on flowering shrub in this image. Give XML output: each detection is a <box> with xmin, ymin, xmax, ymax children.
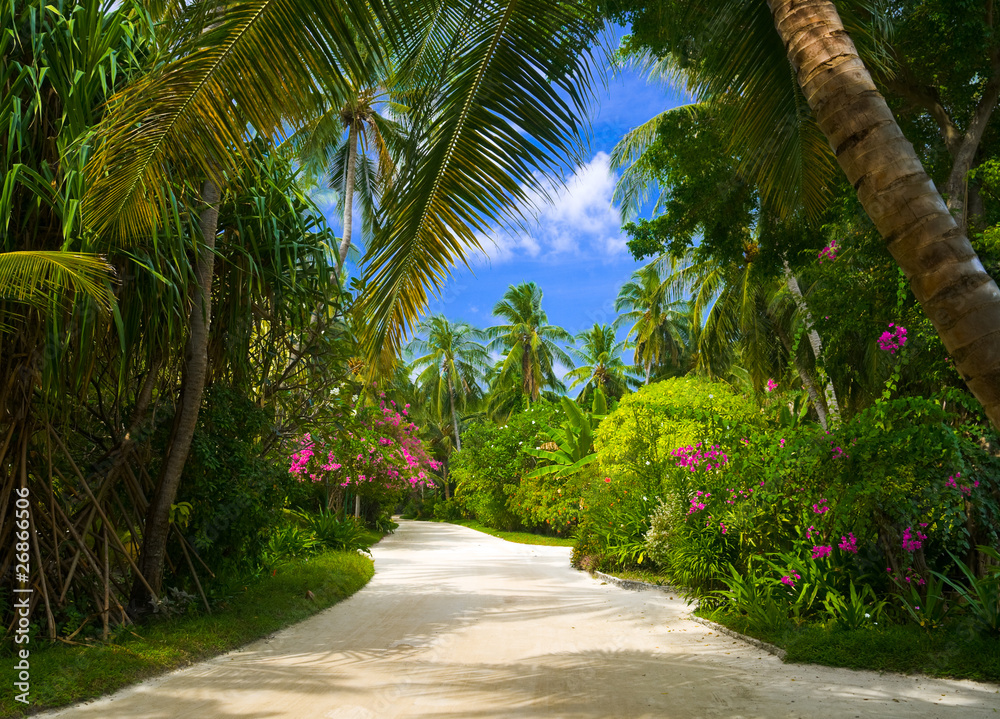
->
<box><xmin>288</xmin><ymin>393</ymin><xmax>439</xmax><ymax>515</ymax></box>
<box><xmin>818</xmin><ymin>239</ymin><xmax>838</xmax><ymax>263</ymax></box>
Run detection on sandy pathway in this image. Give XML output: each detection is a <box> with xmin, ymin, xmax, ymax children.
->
<box><xmin>45</xmin><ymin>520</ymin><xmax>999</xmax><ymax>718</ymax></box>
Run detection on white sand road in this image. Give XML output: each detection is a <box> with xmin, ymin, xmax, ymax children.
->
<box><xmin>42</xmin><ymin>520</ymin><xmax>999</xmax><ymax>718</ymax></box>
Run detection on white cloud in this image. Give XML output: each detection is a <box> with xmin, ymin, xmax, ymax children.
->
<box><xmin>474</xmin><ymin>152</ymin><xmax>628</xmax><ymax>265</ymax></box>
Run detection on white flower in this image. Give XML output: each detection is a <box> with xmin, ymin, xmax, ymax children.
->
<box><xmin>331</xmin><ymin>387</ymin><xmax>340</xmax><ymax>396</ymax></box>
<box><xmin>864</xmin><ymin>613</ymin><xmax>870</xmax><ymax>618</ymax></box>
<box><xmin>642</xmin><ymin>496</ymin><xmax>648</xmax><ymax>501</ymax></box>
<box><xmin>709</xmin><ymin>394</ymin><xmax>714</xmax><ymax>399</ymax></box>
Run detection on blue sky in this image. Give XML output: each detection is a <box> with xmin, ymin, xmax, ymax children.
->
<box><xmin>320</xmin><ymin>28</ymin><xmax>688</xmax><ymax>377</ymax></box>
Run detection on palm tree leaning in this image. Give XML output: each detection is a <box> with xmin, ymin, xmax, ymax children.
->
<box><xmin>488</xmin><ymin>282</ymin><xmax>573</xmax><ymax>404</ymax></box>
<box><xmin>408</xmin><ymin>315</ymin><xmax>489</xmax><ymax>452</ymax></box>
<box><xmin>766</xmin><ymin>0</ymin><xmax>1000</xmax><ymax>428</ymax></box>
<box><xmin>610</xmin><ymin>0</ymin><xmax>1000</xmax><ymax>431</ymax></box>
<box><xmin>565</xmin><ymin>323</ymin><xmax>641</xmax><ymax>403</ymax></box>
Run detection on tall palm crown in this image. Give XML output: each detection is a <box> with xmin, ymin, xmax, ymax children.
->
<box><xmin>614</xmin><ymin>263</ymin><xmax>691</xmax><ymax>383</ymax></box>
<box><xmin>565</xmin><ymin>323</ymin><xmax>641</xmax><ymax>402</ymax></box>
<box><xmin>408</xmin><ymin>315</ymin><xmax>489</xmax><ymax>451</ymax></box>
<box><xmin>487</xmin><ymin>282</ymin><xmax>572</xmax><ymax>402</ymax></box>
<box><xmin>291</xmin><ymin>80</ymin><xmax>407</xmax><ymax>270</ymax></box>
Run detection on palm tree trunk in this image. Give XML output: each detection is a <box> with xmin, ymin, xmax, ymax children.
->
<box><xmin>337</xmin><ymin>123</ymin><xmax>359</xmax><ymax>268</ymax></box>
<box><xmin>128</xmin><ymin>179</ymin><xmax>219</xmax><ymax>618</ymax></box>
<box><xmin>774</xmin><ymin>324</ymin><xmax>830</xmax><ymax>430</ymax></box>
<box><xmin>768</xmin><ymin>0</ymin><xmax>1000</xmax><ymax>431</ymax></box>
<box><xmin>783</xmin><ymin>261</ymin><xmax>840</xmax><ymax>425</ymax></box>
<box><xmin>449</xmin><ymin>374</ymin><xmax>462</xmax><ymax>452</ymax></box>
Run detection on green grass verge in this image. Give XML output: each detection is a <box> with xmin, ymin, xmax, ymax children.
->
<box><xmin>698</xmin><ymin>608</ymin><xmax>1000</xmax><ymax>683</ymax></box>
<box><xmin>442</xmin><ymin>519</ymin><xmax>576</xmax><ymax>546</ymax></box>
<box><xmin>0</xmin><ymin>550</ymin><xmax>374</xmax><ymax>718</ymax></box>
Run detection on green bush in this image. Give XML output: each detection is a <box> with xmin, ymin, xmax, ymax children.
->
<box><xmin>168</xmin><ymin>387</ymin><xmax>287</xmax><ymax>576</ymax></box>
<box><xmin>644</xmin><ymin>496</ymin><xmax>681</xmax><ymax>567</ymax></box>
<box><xmin>452</xmin><ymin>402</ymin><xmax>561</xmax><ymax>530</ymax></box>
<box><xmin>433</xmin><ymin>498</ymin><xmax>464</xmax><ymax>521</ymax></box>
<box><xmin>594</xmin><ymin>376</ymin><xmax>758</xmax><ymax>483</ymax></box>
<box><xmin>290</xmin><ymin>509</ymin><xmax>371</xmax><ymax>553</ymax></box>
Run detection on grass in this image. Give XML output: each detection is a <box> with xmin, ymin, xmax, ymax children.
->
<box><xmin>443</xmin><ymin>519</ymin><xmax>576</xmax><ymax>546</ymax></box>
<box><xmin>698</xmin><ymin>607</ymin><xmax>1000</xmax><ymax>683</ymax></box>
<box><xmin>0</xmin><ymin>549</ymin><xmax>374</xmax><ymax>718</ymax></box>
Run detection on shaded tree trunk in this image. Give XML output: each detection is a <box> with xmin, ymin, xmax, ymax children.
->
<box><xmin>337</xmin><ymin>122</ymin><xmax>359</xmax><ymax>268</ymax></box>
<box><xmin>128</xmin><ymin>179</ymin><xmax>219</xmax><ymax>618</ymax></box>
<box><xmin>783</xmin><ymin>261</ymin><xmax>840</xmax><ymax>425</ymax></box>
<box><xmin>768</xmin><ymin>0</ymin><xmax>1000</xmax><ymax>432</ymax></box>
<box><xmin>774</xmin><ymin>323</ymin><xmax>829</xmax><ymax>430</ymax></box>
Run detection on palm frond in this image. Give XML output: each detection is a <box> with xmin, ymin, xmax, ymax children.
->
<box><xmin>0</xmin><ymin>251</ymin><xmax>116</xmax><ymax>313</ymax></box>
<box><xmin>85</xmin><ymin>0</ymin><xmax>386</xmax><ymax>241</ymax></box>
<box><xmin>356</xmin><ymin>0</ymin><xmax>600</xmax><ymax>362</ymax></box>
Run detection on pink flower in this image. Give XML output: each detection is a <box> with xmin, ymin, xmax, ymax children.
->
<box><xmin>766</xmin><ymin>378</ymin><xmax>778</xmax><ymax>392</ymax></box>
<box><xmin>902</xmin><ymin>527</ymin><xmax>927</xmax><ymax>553</ymax></box>
<box><xmin>818</xmin><ymin>240</ymin><xmax>838</xmax><ymax>264</ymax></box>
<box><xmin>811</xmin><ymin>545</ymin><xmax>832</xmax><ymax>559</ymax></box>
<box><xmin>877</xmin><ymin>323</ymin><xmax>908</xmax><ymax>354</ymax></box>
<box><xmin>838</xmin><ymin>533</ymin><xmax>858</xmax><ymax>554</ymax></box>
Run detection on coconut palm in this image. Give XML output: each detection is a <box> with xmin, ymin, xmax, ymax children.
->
<box><xmin>487</xmin><ymin>282</ymin><xmax>573</xmax><ymax>403</ymax></box>
<box><xmin>408</xmin><ymin>315</ymin><xmax>489</xmax><ymax>451</ymax></box>
<box><xmin>610</xmin><ymin>0</ymin><xmax>1000</xmax><ymax>430</ymax></box>
<box><xmin>290</xmin><ymin>81</ymin><xmax>409</xmax><ymax>270</ymax></box>
<box><xmin>658</xmin><ymin>249</ymin><xmax>841</xmax><ymax>428</ymax></box>
<box><xmin>565</xmin><ymin>323</ymin><xmax>641</xmax><ymax>403</ymax></box>
<box><xmin>614</xmin><ymin>263</ymin><xmax>692</xmax><ymax>382</ymax></box>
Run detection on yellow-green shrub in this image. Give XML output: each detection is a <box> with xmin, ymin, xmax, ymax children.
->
<box><xmin>595</xmin><ymin>376</ymin><xmax>757</xmax><ymax>481</ymax></box>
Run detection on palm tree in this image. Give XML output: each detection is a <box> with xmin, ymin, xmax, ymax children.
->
<box><xmin>614</xmin><ymin>263</ymin><xmax>691</xmax><ymax>383</ymax></box>
<box><xmin>565</xmin><ymin>323</ymin><xmax>642</xmax><ymax>402</ymax></box>
<box><xmin>610</xmin><ymin>0</ymin><xmax>1000</xmax><ymax>430</ymax></box>
<box><xmin>291</xmin><ymin>81</ymin><xmax>407</xmax><ymax>270</ymax></box>
<box><xmin>82</xmin><ymin>0</ymin><xmax>602</xmax><ymax>614</ymax></box>
<box><xmin>408</xmin><ymin>315</ymin><xmax>489</xmax><ymax>451</ymax></box>
<box><xmin>659</xmin><ymin>250</ymin><xmax>839</xmax><ymax>428</ymax></box>
<box><xmin>487</xmin><ymin>282</ymin><xmax>573</xmax><ymax>403</ymax></box>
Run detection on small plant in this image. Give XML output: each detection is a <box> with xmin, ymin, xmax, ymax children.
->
<box><xmin>265</xmin><ymin>525</ymin><xmax>319</xmax><ymax>563</ymax></box>
<box><xmin>374</xmin><ymin>512</ymin><xmax>399</xmax><ymax>533</ymax></box>
<box><xmin>150</xmin><ymin>586</ymin><xmax>199</xmax><ymax>618</ymax></box>
<box><xmin>716</xmin><ymin>564</ymin><xmax>788</xmax><ymax>634</ymax></box>
<box><xmin>291</xmin><ymin>509</ymin><xmax>371</xmax><ymax>554</ymax></box>
<box><xmin>935</xmin><ymin>548</ymin><xmax>1000</xmax><ymax>636</ymax></box>
<box><xmin>822</xmin><ymin>581</ymin><xmax>887</xmax><ymax>631</ymax></box>
<box><xmin>897</xmin><ymin>572</ymin><xmax>951</xmax><ymax>631</ymax></box>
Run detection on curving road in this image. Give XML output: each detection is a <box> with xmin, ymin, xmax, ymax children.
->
<box><xmin>46</xmin><ymin>520</ymin><xmax>998</xmax><ymax>718</ymax></box>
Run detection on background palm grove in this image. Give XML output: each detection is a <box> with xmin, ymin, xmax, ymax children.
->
<box><xmin>2</xmin><ymin>0</ymin><xmax>1000</xmax><ymax>682</ymax></box>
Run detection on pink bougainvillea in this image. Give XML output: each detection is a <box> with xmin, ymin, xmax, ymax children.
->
<box><xmin>877</xmin><ymin>323</ymin><xmax>907</xmax><ymax>354</ymax></box>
